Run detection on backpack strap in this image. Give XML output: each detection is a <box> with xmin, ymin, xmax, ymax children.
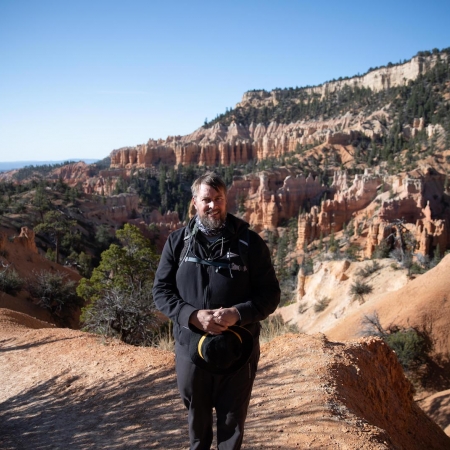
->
<box><xmin>178</xmin><ymin>224</ymin><xmax>197</xmax><ymax>267</ymax></box>
<box><xmin>178</xmin><ymin>223</ymin><xmax>250</xmax><ymax>272</ymax></box>
<box><xmin>184</xmin><ymin>256</ymin><xmax>247</xmax><ymax>272</ymax></box>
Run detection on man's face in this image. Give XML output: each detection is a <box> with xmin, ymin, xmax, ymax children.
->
<box><xmin>193</xmin><ymin>183</ymin><xmax>227</xmax><ymax>229</ymax></box>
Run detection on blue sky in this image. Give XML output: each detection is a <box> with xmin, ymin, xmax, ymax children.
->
<box><xmin>1</xmin><ymin>0</ymin><xmax>449</xmax><ymax>163</ymax></box>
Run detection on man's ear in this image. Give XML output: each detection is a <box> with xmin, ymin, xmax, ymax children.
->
<box><xmin>192</xmin><ymin>197</ymin><xmax>197</xmax><ymax>210</ymax></box>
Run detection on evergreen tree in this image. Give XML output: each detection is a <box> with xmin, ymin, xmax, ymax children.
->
<box><xmin>77</xmin><ymin>224</ymin><xmax>160</xmax><ymax>346</ymax></box>
<box><xmin>34</xmin><ymin>211</ymin><xmax>77</xmax><ymax>265</ymax></box>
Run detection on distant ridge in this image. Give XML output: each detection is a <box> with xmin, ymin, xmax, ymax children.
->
<box><xmin>0</xmin><ymin>159</ymin><xmax>99</xmax><ymax>172</ymax></box>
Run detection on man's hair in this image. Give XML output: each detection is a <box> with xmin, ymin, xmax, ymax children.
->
<box><xmin>191</xmin><ymin>171</ymin><xmax>227</xmax><ymax>197</ymax></box>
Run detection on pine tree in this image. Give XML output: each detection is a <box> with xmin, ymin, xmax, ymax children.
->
<box><xmin>34</xmin><ymin>211</ymin><xmax>77</xmax><ymax>265</ymax></box>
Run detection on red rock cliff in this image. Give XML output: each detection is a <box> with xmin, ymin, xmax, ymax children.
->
<box><xmin>227</xmin><ymin>169</ymin><xmax>326</xmax><ymax>232</ymax></box>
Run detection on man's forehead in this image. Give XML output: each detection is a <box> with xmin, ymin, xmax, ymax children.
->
<box><xmin>196</xmin><ymin>183</ymin><xmax>225</xmax><ymax>197</ymax></box>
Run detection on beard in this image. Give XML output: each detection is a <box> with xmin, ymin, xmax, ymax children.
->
<box><xmin>198</xmin><ymin>210</ymin><xmax>226</xmax><ymax>230</ymax></box>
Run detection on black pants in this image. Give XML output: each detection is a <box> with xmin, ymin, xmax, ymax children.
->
<box><xmin>175</xmin><ymin>341</ymin><xmax>260</xmax><ymax>450</ymax></box>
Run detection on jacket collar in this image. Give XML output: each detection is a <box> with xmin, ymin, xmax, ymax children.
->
<box><xmin>187</xmin><ymin>213</ymin><xmax>249</xmax><ymax>239</ymax></box>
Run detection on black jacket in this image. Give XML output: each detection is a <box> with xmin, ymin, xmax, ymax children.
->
<box><xmin>152</xmin><ymin>213</ymin><xmax>281</xmax><ymax>346</ymax></box>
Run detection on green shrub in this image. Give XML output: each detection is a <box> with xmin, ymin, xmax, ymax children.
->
<box><xmin>302</xmin><ymin>257</ymin><xmax>314</xmax><ymax>275</ymax></box>
<box><xmin>27</xmin><ymin>270</ymin><xmax>82</xmax><ymax>317</ymax></box>
<box><xmin>67</xmin><ymin>251</ymin><xmax>92</xmax><ymax>278</ymax></box>
<box><xmin>0</xmin><ymin>268</ymin><xmax>23</xmax><ymax>296</ymax></box>
<box><xmin>344</xmin><ymin>244</ymin><xmax>360</xmax><ymax>261</ymax></box>
<box><xmin>77</xmin><ymin>252</ymin><xmax>92</xmax><ymax>278</ymax></box>
<box><xmin>361</xmin><ymin>311</ymin><xmax>432</xmax><ymax>386</ymax></box>
<box><xmin>350</xmin><ymin>279</ymin><xmax>373</xmax><ymax>303</ymax></box>
<box><xmin>384</xmin><ymin>328</ymin><xmax>429</xmax><ymax>370</ymax></box>
<box><xmin>372</xmin><ymin>241</ymin><xmax>390</xmax><ymax>259</ymax></box>
<box><xmin>298</xmin><ymin>302</ymin><xmax>308</xmax><ymax>314</ymax></box>
<box><xmin>45</xmin><ymin>248</ymin><xmax>56</xmax><ymax>262</ymax></box>
<box><xmin>81</xmin><ymin>285</ymin><xmax>158</xmax><ymax>346</ymax></box>
<box><xmin>314</xmin><ymin>296</ymin><xmax>331</xmax><ymax>312</ymax></box>
<box><xmin>409</xmin><ymin>262</ymin><xmax>425</xmax><ymax>275</ymax></box>
<box><xmin>355</xmin><ymin>260</ymin><xmax>381</xmax><ymax>278</ymax></box>
<box><xmin>279</xmin><ymin>276</ymin><xmax>297</xmax><ymax>307</ymax></box>
<box><xmin>11</xmin><ymin>202</ymin><xmax>26</xmax><ymax>214</ymax></box>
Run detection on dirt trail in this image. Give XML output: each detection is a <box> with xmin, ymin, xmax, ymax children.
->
<box><xmin>1</xmin><ymin>309</ymin><xmax>450</xmax><ymax>449</ymax></box>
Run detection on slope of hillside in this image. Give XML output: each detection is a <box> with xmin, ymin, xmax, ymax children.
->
<box><xmin>1</xmin><ymin>310</ymin><xmax>449</xmax><ymax>449</ymax></box>
<box><xmin>0</xmin><ymin>226</ymin><xmax>81</xmax><ymax>327</ymax></box>
<box><xmin>278</xmin><ymin>258</ymin><xmax>411</xmax><ymax>335</ymax></box>
<box><xmin>326</xmin><ymin>254</ymin><xmax>450</xmax><ymax>358</ymax></box>
<box><xmin>418</xmin><ymin>389</ymin><xmax>450</xmax><ymax>436</ymax></box>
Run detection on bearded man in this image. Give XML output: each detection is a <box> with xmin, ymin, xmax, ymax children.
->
<box><xmin>153</xmin><ymin>171</ymin><xmax>280</xmax><ymax>450</ymax></box>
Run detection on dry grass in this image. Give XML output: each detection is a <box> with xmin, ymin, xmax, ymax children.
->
<box><xmin>260</xmin><ymin>314</ymin><xmax>299</xmax><ymax>343</ymax></box>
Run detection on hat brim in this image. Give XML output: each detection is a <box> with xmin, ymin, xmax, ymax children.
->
<box><xmin>189</xmin><ymin>325</ymin><xmax>254</xmax><ymax>375</ymax></box>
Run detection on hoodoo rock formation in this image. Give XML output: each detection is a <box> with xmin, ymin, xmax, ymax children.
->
<box><xmin>82</xmin><ymin>169</ymin><xmax>129</xmax><ymax>196</ymax></box>
<box><xmin>109</xmin><ymin>113</ymin><xmax>387</xmax><ymax>169</ymax></box>
<box><xmin>227</xmin><ymin>169</ymin><xmax>326</xmax><ymax>231</ymax></box>
<box><xmin>48</xmin><ymin>162</ymin><xmax>96</xmax><ymax>187</ymax></box>
<box><xmin>365</xmin><ymin>206</ymin><xmax>448</xmax><ymax>259</ymax></box>
<box><xmin>83</xmin><ymin>193</ymin><xmax>140</xmax><ymax>223</ymax></box>
<box><xmin>109</xmin><ymin>54</ymin><xmax>447</xmax><ymax>172</ymax></box>
<box><xmin>110</xmin><ymin>122</ymin><xmax>254</xmax><ymax>169</ymax></box>
<box><xmin>296</xmin><ymin>168</ymin><xmax>450</xmax><ymax>258</ymax></box>
<box><xmin>130</xmin><ymin>209</ymin><xmax>183</xmax><ymax>252</ymax></box>
<box><xmin>13</xmin><ymin>227</ymin><xmax>38</xmax><ymax>254</ymax></box>
<box><xmin>296</xmin><ymin>169</ymin><xmax>382</xmax><ymax>249</ymax></box>
<box><xmin>364</xmin><ymin>169</ymin><xmax>449</xmax><ymax>258</ymax></box>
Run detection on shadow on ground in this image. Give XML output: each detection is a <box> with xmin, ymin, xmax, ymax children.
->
<box><xmin>0</xmin><ymin>366</ymin><xmax>187</xmax><ymax>449</ymax></box>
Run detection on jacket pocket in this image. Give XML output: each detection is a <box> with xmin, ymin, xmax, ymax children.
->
<box><xmin>178</xmin><ymin>326</ymin><xmax>192</xmax><ymax>346</ymax></box>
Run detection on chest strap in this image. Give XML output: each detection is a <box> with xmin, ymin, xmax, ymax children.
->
<box><xmin>184</xmin><ymin>256</ymin><xmax>247</xmax><ymax>272</ymax></box>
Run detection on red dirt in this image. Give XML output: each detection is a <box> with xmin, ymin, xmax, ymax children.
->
<box><xmin>1</xmin><ymin>310</ymin><xmax>449</xmax><ymax>449</ymax></box>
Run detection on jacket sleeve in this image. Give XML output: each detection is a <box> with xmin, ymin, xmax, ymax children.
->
<box><xmin>233</xmin><ymin>231</ymin><xmax>281</xmax><ymax>326</ymax></box>
<box><xmin>152</xmin><ymin>231</ymin><xmax>197</xmax><ymax>329</ymax></box>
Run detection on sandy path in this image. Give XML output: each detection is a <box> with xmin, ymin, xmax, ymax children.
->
<box><xmin>1</xmin><ymin>310</ymin><xmax>450</xmax><ymax>449</ymax></box>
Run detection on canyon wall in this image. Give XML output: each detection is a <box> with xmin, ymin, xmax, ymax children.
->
<box><xmin>83</xmin><ymin>193</ymin><xmax>140</xmax><ymax>223</ymax></box>
<box><xmin>238</xmin><ymin>54</ymin><xmax>447</xmax><ymax>108</ymax></box>
<box><xmin>364</xmin><ymin>169</ymin><xmax>449</xmax><ymax>257</ymax></box>
<box><xmin>82</xmin><ymin>169</ymin><xmax>129</xmax><ymax>196</ymax></box>
<box><xmin>227</xmin><ymin>169</ymin><xmax>326</xmax><ymax>232</ymax></box>
<box><xmin>109</xmin><ymin>55</ymin><xmax>448</xmax><ymax>171</ymax></box>
<box><xmin>109</xmin><ymin>112</ymin><xmax>390</xmax><ymax>169</ymax></box>
<box><xmin>296</xmin><ymin>168</ymin><xmax>450</xmax><ymax>257</ymax></box>
<box><xmin>296</xmin><ymin>169</ymin><xmax>382</xmax><ymax>249</ymax></box>
<box><xmin>129</xmin><ymin>209</ymin><xmax>183</xmax><ymax>253</ymax></box>
<box><xmin>49</xmin><ymin>162</ymin><xmax>96</xmax><ymax>187</ymax></box>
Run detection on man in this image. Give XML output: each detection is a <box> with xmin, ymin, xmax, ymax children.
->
<box><xmin>153</xmin><ymin>171</ymin><xmax>280</xmax><ymax>450</ymax></box>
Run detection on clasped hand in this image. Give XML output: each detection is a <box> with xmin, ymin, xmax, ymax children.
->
<box><xmin>189</xmin><ymin>307</ymin><xmax>239</xmax><ymax>335</ymax></box>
